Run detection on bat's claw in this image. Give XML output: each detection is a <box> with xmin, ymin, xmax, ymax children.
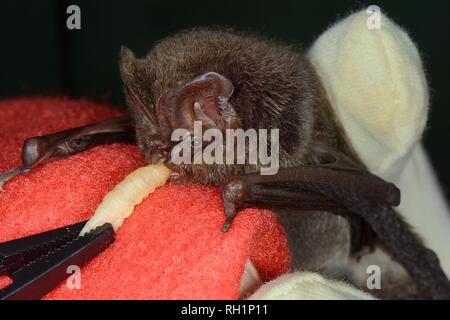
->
<box><xmin>221</xmin><ymin>203</ymin><xmax>236</xmax><ymax>233</ymax></box>
<box><xmin>221</xmin><ymin>177</ymin><xmax>248</xmax><ymax>233</ymax></box>
<box><xmin>221</xmin><ymin>197</ymin><xmax>237</xmax><ymax>232</ymax></box>
<box><xmin>221</xmin><ymin>218</ymin><xmax>233</xmax><ymax>233</ymax></box>
<box><xmin>0</xmin><ymin>166</ymin><xmax>30</xmax><ymax>191</ymax></box>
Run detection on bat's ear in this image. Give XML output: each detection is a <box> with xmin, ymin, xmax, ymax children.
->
<box><xmin>158</xmin><ymin>72</ymin><xmax>239</xmax><ymax>132</ymax></box>
<box><xmin>119</xmin><ymin>46</ymin><xmax>140</xmax><ymax>84</ymax></box>
<box><xmin>119</xmin><ymin>47</ymin><xmax>158</xmax><ymax>127</ymax></box>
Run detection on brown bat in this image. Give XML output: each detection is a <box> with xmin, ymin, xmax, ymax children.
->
<box><xmin>1</xmin><ymin>28</ymin><xmax>449</xmax><ymax>299</ymax></box>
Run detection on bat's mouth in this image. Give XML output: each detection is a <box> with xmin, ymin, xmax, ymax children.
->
<box><xmin>144</xmin><ymin>143</ymin><xmax>187</xmax><ymax>181</ymax></box>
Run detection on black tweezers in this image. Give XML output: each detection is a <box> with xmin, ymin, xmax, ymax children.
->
<box><xmin>0</xmin><ymin>220</ymin><xmax>115</xmax><ymax>300</ymax></box>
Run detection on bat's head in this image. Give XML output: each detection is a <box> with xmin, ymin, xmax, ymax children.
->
<box><xmin>119</xmin><ymin>47</ymin><xmax>246</xmax><ymax>184</ymax></box>
<box><xmin>119</xmin><ymin>28</ymin><xmax>314</xmax><ymax>184</ymax></box>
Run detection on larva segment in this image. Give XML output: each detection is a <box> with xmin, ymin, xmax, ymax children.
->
<box><xmin>80</xmin><ymin>163</ymin><xmax>172</xmax><ymax>236</ymax></box>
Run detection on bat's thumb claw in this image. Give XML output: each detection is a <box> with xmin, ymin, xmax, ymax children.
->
<box><xmin>221</xmin><ymin>205</ymin><xmax>236</xmax><ymax>232</ymax></box>
<box><xmin>221</xmin><ymin>223</ymin><xmax>230</xmax><ymax>233</ymax></box>
<box><xmin>0</xmin><ymin>166</ymin><xmax>29</xmax><ymax>191</ymax></box>
<box><xmin>221</xmin><ymin>217</ymin><xmax>233</xmax><ymax>233</ymax></box>
<box><xmin>221</xmin><ymin>178</ymin><xmax>247</xmax><ymax>233</ymax></box>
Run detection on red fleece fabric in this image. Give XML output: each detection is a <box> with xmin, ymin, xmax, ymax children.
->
<box><xmin>0</xmin><ymin>97</ymin><xmax>290</xmax><ymax>299</ymax></box>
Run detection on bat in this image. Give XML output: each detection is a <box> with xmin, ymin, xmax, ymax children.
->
<box><xmin>2</xmin><ymin>28</ymin><xmax>449</xmax><ymax>299</ymax></box>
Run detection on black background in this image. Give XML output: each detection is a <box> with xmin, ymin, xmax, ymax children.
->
<box><xmin>0</xmin><ymin>0</ymin><xmax>449</xmax><ymax>201</ymax></box>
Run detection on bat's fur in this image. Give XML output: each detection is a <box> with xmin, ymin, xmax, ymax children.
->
<box><xmin>120</xmin><ymin>28</ymin><xmax>361</xmax><ymax>182</ymax></box>
<box><xmin>119</xmin><ymin>28</ymin><xmax>448</xmax><ymax>299</ymax></box>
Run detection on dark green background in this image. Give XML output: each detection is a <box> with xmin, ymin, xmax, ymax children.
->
<box><xmin>1</xmin><ymin>0</ymin><xmax>449</xmax><ymax>200</ymax></box>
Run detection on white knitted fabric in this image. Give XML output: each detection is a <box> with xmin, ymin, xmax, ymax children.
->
<box><xmin>249</xmin><ymin>9</ymin><xmax>450</xmax><ymax>299</ymax></box>
<box><xmin>307</xmin><ymin>9</ymin><xmax>450</xmax><ymax>278</ymax></box>
<box><xmin>249</xmin><ymin>272</ymin><xmax>375</xmax><ymax>300</ymax></box>
<box><xmin>308</xmin><ymin>9</ymin><xmax>428</xmax><ymax>180</ymax></box>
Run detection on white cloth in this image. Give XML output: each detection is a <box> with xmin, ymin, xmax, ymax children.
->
<box><xmin>308</xmin><ymin>9</ymin><xmax>428</xmax><ymax>181</ymax></box>
<box><xmin>307</xmin><ymin>9</ymin><xmax>450</xmax><ymax>278</ymax></box>
<box><xmin>250</xmin><ymin>9</ymin><xmax>450</xmax><ymax>299</ymax></box>
<box><xmin>249</xmin><ymin>272</ymin><xmax>375</xmax><ymax>300</ymax></box>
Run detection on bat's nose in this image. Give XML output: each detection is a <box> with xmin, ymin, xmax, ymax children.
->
<box><xmin>148</xmin><ymin>150</ymin><xmax>165</xmax><ymax>164</ymax></box>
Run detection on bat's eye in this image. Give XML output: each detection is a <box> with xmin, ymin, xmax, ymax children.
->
<box><xmin>147</xmin><ymin>137</ymin><xmax>166</xmax><ymax>148</ymax></box>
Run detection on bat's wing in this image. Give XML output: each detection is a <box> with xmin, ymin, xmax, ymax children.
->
<box><xmin>0</xmin><ymin>116</ymin><xmax>134</xmax><ymax>189</ymax></box>
<box><xmin>220</xmin><ymin>164</ymin><xmax>450</xmax><ymax>299</ymax></box>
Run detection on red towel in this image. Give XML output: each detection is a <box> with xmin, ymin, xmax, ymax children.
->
<box><xmin>0</xmin><ymin>97</ymin><xmax>290</xmax><ymax>299</ymax></box>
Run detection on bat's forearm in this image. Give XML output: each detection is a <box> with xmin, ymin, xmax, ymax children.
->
<box><xmin>0</xmin><ymin>116</ymin><xmax>134</xmax><ymax>190</ymax></box>
<box><xmin>220</xmin><ymin>165</ymin><xmax>450</xmax><ymax>299</ymax></box>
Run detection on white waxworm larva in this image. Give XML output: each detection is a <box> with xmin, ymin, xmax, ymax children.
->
<box><xmin>80</xmin><ymin>163</ymin><xmax>172</xmax><ymax>236</ymax></box>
